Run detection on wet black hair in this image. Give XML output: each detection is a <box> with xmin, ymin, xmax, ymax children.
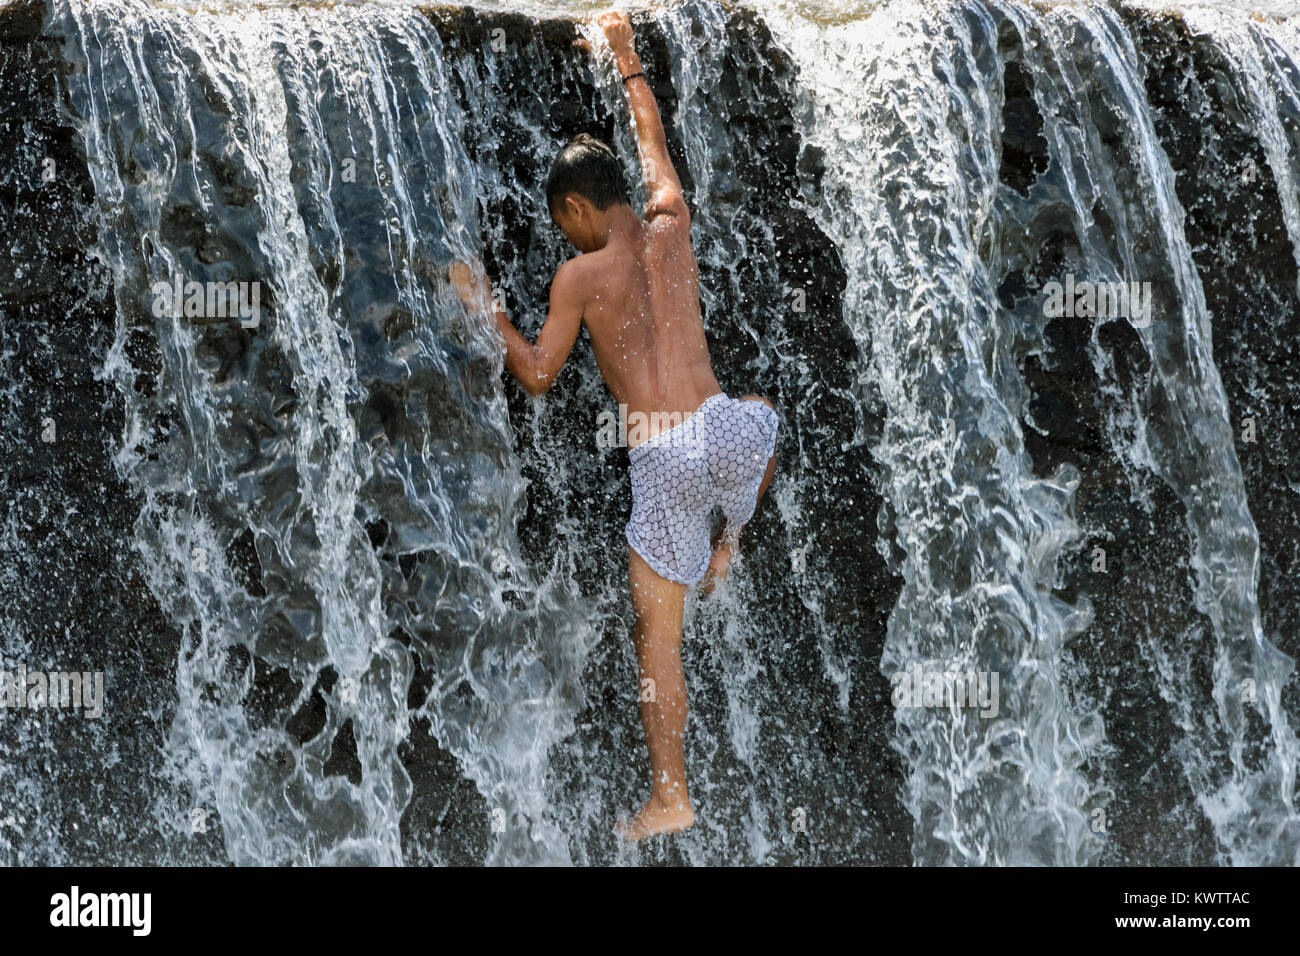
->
<box><xmin>545</xmin><ymin>133</ymin><xmax>630</xmax><ymax>213</ymax></box>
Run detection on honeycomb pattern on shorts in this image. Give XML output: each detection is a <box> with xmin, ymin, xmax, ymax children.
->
<box><xmin>625</xmin><ymin>393</ymin><xmax>779</xmax><ymax>584</ymax></box>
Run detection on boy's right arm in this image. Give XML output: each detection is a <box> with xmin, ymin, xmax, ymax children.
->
<box><xmin>598</xmin><ymin>12</ymin><xmax>689</xmax><ymax>226</ymax></box>
<box><xmin>449</xmin><ymin>258</ymin><xmax>583</xmax><ymax>397</ymax></box>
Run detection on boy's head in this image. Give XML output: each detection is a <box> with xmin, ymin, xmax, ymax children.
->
<box><xmin>546</xmin><ymin>133</ymin><xmax>630</xmax><ymax>252</ymax></box>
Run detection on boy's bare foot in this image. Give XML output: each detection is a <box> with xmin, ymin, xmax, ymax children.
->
<box><xmin>615</xmin><ymin>796</ymin><xmax>695</xmax><ymax>841</ymax></box>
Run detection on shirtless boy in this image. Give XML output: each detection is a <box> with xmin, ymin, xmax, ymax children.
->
<box><xmin>450</xmin><ymin>10</ymin><xmax>778</xmax><ymax>841</ymax></box>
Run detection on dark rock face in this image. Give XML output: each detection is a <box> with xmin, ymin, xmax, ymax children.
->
<box><xmin>994</xmin><ymin>12</ymin><xmax>1223</xmax><ymax>866</ymax></box>
<box><xmin>994</xmin><ymin>6</ymin><xmax>1300</xmax><ymax>864</ymax></box>
<box><xmin>1135</xmin><ymin>13</ymin><xmax>1300</xmax><ymax>701</ymax></box>
<box><xmin>1139</xmin><ymin>13</ymin><xmax>1300</xmax><ymax>862</ymax></box>
<box><xmin>0</xmin><ymin>0</ymin><xmax>221</xmax><ymax>864</ymax></box>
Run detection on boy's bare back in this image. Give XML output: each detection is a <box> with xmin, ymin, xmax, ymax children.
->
<box><xmin>558</xmin><ymin>193</ymin><xmax>722</xmax><ymax>437</ymax></box>
<box><xmin>452</xmin><ymin>12</ymin><xmax>722</xmax><ymax>437</ymax></box>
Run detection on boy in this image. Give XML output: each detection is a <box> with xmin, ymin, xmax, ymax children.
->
<box><xmin>450</xmin><ymin>11</ymin><xmax>778</xmax><ymax>840</ymax></box>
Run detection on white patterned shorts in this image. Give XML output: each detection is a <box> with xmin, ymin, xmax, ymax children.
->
<box><xmin>625</xmin><ymin>393</ymin><xmax>779</xmax><ymax>585</ymax></box>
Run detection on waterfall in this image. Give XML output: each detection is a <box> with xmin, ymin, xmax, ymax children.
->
<box><xmin>766</xmin><ymin>0</ymin><xmax>1300</xmax><ymax>865</ymax></box>
<box><xmin>58</xmin><ymin>0</ymin><xmax>596</xmax><ymax>865</ymax></box>
<box><xmin>1</xmin><ymin>0</ymin><xmax>1297</xmax><ymax>864</ymax></box>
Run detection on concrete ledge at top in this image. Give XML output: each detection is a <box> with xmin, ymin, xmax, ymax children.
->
<box><xmin>0</xmin><ymin>0</ymin><xmax>626</xmax><ymax>40</ymax></box>
<box><xmin>4</xmin><ymin>0</ymin><xmax>1297</xmax><ymax>49</ymax></box>
<box><xmin>0</xmin><ymin>0</ymin><xmax>634</xmax><ymax>60</ymax></box>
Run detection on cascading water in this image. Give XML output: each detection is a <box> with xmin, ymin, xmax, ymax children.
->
<box><xmin>2</xmin><ymin>0</ymin><xmax>1298</xmax><ymax>865</ymax></box>
<box><xmin>56</xmin><ymin>0</ymin><xmax>598</xmax><ymax>865</ymax></box>
<box><xmin>764</xmin><ymin>0</ymin><xmax>1300</xmax><ymax>866</ymax></box>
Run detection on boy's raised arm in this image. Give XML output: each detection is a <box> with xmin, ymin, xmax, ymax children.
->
<box><xmin>598</xmin><ymin>12</ymin><xmax>688</xmax><ymax>223</ymax></box>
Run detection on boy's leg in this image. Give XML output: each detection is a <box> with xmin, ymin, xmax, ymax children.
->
<box><xmin>699</xmin><ymin>394</ymin><xmax>778</xmax><ymax>593</ymax></box>
<box><xmin>617</xmin><ymin>545</ymin><xmax>695</xmax><ymax>840</ymax></box>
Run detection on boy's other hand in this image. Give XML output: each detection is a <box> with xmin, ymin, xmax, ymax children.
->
<box><xmin>449</xmin><ymin>260</ymin><xmax>492</xmax><ymax>311</ymax></box>
<box><xmin>597</xmin><ymin>11</ymin><xmax>634</xmax><ymax>51</ymax></box>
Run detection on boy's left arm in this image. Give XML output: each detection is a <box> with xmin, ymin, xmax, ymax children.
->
<box><xmin>449</xmin><ymin>259</ymin><xmax>583</xmax><ymax>397</ymax></box>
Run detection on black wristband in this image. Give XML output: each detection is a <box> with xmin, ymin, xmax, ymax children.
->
<box><xmin>621</xmin><ymin>71</ymin><xmax>645</xmax><ymax>85</ymax></box>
